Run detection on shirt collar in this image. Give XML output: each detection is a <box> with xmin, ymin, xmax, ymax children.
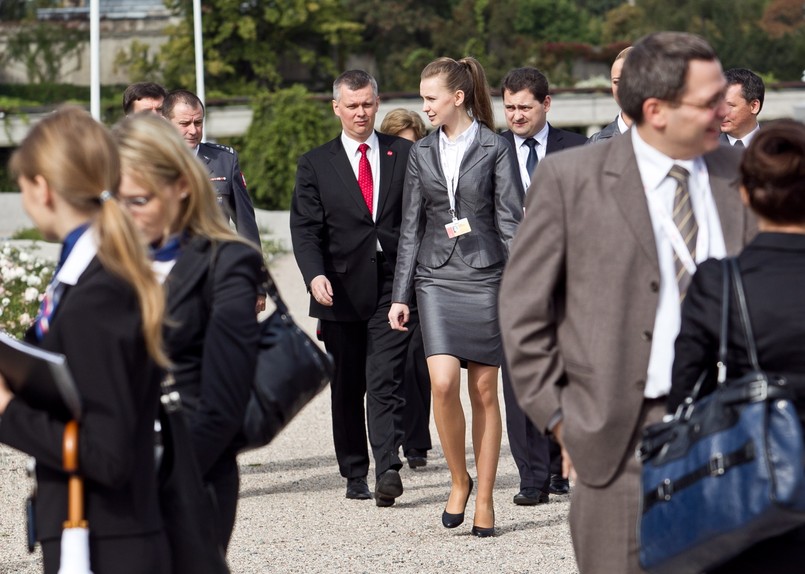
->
<box><xmin>726</xmin><ymin>123</ymin><xmax>760</xmax><ymax>146</ymax></box>
<box><xmin>512</xmin><ymin>122</ymin><xmax>550</xmax><ymax>149</ymax></box>
<box><xmin>439</xmin><ymin>120</ymin><xmax>478</xmax><ymax>147</ymax></box>
<box><xmin>341</xmin><ymin>130</ymin><xmax>379</xmax><ymax>157</ymax></box>
<box><xmin>631</xmin><ymin>128</ymin><xmax>697</xmax><ymax>192</ymax></box>
<box><xmin>617</xmin><ymin>113</ymin><xmax>630</xmax><ymax>134</ymax></box>
<box><xmin>55</xmin><ymin>225</ymin><xmax>98</xmax><ymax>286</ymax></box>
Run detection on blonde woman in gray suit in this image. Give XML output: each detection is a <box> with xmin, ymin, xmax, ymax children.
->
<box><xmin>389</xmin><ymin>56</ymin><xmax>523</xmax><ymax>537</ymax></box>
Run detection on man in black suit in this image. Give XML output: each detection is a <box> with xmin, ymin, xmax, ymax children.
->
<box><xmin>499</xmin><ymin>67</ymin><xmax>587</xmax><ymax>505</ymax></box>
<box><xmin>290</xmin><ymin>70</ymin><xmax>414</xmax><ymax>506</ymax></box>
<box><xmin>162</xmin><ymin>89</ymin><xmax>261</xmax><ymax>248</ymax></box>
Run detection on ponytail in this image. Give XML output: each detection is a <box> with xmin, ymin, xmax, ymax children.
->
<box><xmin>421</xmin><ymin>56</ymin><xmax>494</xmax><ymax>130</ymax></box>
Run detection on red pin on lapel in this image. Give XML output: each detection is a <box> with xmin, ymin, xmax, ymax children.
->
<box><xmin>387</xmin><ymin>150</ymin><xmax>393</xmax><ymax>156</ymax></box>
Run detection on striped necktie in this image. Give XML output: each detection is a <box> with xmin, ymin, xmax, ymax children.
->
<box><xmin>668</xmin><ymin>165</ymin><xmax>697</xmax><ymax>300</ymax></box>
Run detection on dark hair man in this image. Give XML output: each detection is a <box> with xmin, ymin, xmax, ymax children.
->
<box><xmin>720</xmin><ymin>68</ymin><xmax>765</xmax><ymax>147</ymax></box>
<box><xmin>498</xmin><ymin>66</ymin><xmax>585</xmax><ymax>507</ymax></box>
<box><xmin>501</xmin><ymin>32</ymin><xmax>756</xmax><ymax>574</ymax></box>
<box><xmin>122</xmin><ymin>82</ymin><xmax>167</xmax><ymax>115</ymax></box>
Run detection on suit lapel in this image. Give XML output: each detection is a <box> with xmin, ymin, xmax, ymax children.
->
<box><xmin>165</xmin><ymin>237</ymin><xmax>212</xmax><ymax>314</ymax></box>
<box><xmin>605</xmin><ymin>135</ymin><xmax>659</xmax><ymax>266</ymax></box>
<box><xmin>546</xmin><ymin>125</ymin><xmax>560</xmax><ymax>154</ymax></box>
<box><xmin>458</xmin><ymin>125</ymin><xmax>490</xmax><ymax>178</ymax></box>
<box><xmin>328</xmin><ymin>138</ymin><xmax>373</xmax><ymax>220</ymax></box>
<box><xmin>706</xmin><ymin>150</ymin><xmax>744</xmax><ymax>254</ymax></box>
<box><xmin>375</xmin><ymin>133</ymin><xmax>394</xmax><ymax>219</ymax></box>
<box><xmin>419</xmin><ymin>130</ymin><xmax>445</xmax><ymax>185</ymax></box>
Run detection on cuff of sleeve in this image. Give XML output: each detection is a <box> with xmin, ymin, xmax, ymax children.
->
<box><xmin>546</xmin><ymin>409</ymin><xmax>563</xmax><ymax>435</ymax></box>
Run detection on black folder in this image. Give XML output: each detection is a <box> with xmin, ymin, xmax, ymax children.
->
<box><xmin>0</xmin><ymin>332</ymin><xmax>81</xmax><ymax>421</ymax></box>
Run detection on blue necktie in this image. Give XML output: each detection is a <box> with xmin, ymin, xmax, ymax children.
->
<box><xmin>524</xmin><ymin>138</ymin><xmax>539</xmax><ymax>176</ymax></box>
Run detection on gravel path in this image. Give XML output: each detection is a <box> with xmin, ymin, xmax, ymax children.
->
<box><xmin>0</xmin><ymin>205</ymin><xmax>578</xmax><ymax>574</ymax></box>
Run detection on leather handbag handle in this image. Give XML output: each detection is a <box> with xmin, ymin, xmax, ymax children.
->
<box><xmin>729</xmin><ymin>258</ymin><xmax>762</xmax><ymax>372</ymax></box>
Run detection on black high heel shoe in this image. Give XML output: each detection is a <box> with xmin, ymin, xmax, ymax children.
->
<box><xmin>471</xmin><ymin>509</ymin><xmax>495</xmax><ymax>538</ymax></box>
<box><xmin>441</xmin><ymin>475</ymin><xmax>474</xmax><ymax>528</ymax></box>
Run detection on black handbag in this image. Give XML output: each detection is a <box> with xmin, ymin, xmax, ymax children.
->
<box><xmin>238</xmin><ymin>272</ymin><xmax>334</xmax><ymax>450</ymax></box>
<box><xmin>158</xmin><ymin>376</ymin><xmax>230</xmax><ymax>574</ymax></box>
<box><xmin>638</xmin><ymin>258</ymin><xmax>805</xmax><ymax>574</ymax></box>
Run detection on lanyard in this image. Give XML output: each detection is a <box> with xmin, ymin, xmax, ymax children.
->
<box><xmin>646</xmin><ymin>189</ymin><xmax>700</xmax><ymax>275</ymax></box>
<box><xmin>443</xmin><ymin>143</ymin><xmax>462</xmax><ymax>222</ymax></box>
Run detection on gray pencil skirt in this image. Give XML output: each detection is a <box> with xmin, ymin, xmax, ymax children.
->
<box><xmin>414</xmin><ymin>252</ymin><xmax>504</xmax><ymax>367</ymax></box>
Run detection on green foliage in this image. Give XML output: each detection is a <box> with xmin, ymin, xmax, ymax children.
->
<box><xmin>1</xmin><ymin>22</ymin><xmax>86</xmax><ymax>84</ymax></box>
<box><xmin>159</xmin><ymin>0</ymin><xmax>363</xmax><ymax>94</ymax></box>
<box><xmin>114</xmin><ymin>40</ymin><xmax>163</xmax><ymax>84</ymax></box>
<box><xmin>9</xmin><ymin>228</ymin><xmax>43</xmax><ymax>241</ymax></box>
<box><xmin>240</xmin><ymin>85</ymin><xmax>339</xmax><ymax>210</ymax></box>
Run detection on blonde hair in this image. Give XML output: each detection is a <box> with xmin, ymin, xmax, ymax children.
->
<box><xmin>113</xmin><ymin>113</ymin><xmax>248</xmax><ymax>245</ymax></box>
<box><xmin>380</xmin><ymin>109</ymin><xmax>427</xmax><ymax>140</ymax></box>
<box><xmin>421</xmin><ymin>57</ymin><xmax>494</xmax><ymax>130</ymax></box>
<box><xmin>9</xmin><ymin>106</ymin><xmax>168</xmax><ymax>367</ymax></box>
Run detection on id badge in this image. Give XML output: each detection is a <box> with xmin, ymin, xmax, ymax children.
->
<box><xmin>445</xmin><ymin>218</ymin><xmax>472</xmax><ymax>238</ymax></box>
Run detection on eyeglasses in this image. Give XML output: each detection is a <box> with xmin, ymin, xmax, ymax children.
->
<box><xmin>676</xmin><ymin>93</ymin><xmax>726</xmax><ymax>111</ymax></box>
<box><xmin>119</xmin><ymin>195</ymin><xmax>154</xmax><ymax>209</ymax></box>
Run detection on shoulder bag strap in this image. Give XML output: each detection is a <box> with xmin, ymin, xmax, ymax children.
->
<box><xmin>204</xmin><ymin>240</ymin><xmax>290</xmax><ymax>317</ymax></box>
<box><xmin>687</xmin><ymin>259</ymin><xmax>731</xmax><ymax>405</ymax></box>
<box><xmin>728</xmin><ymin>257</ymin><xmax>762</xmax><ymax>372</ymax></box>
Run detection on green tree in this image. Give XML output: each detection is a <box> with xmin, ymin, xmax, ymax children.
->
<box><xmin>2</xmin><ymin>21</ymin><xmax>85</xmax><ymax>83</ymax></box>
<box><xmin>240</xmin><ymin>85</ymin><xmax>339</xmax><ymax>209</ymax></box>
<box><xmin>159</xmin><ymin>0</ymin><xmax>364</xmax><ymax>94</ymax></box>
<box><xmin>114</xmin><ymin>39</ymin><xmax>163</xmax><ymax>84</ymax></box>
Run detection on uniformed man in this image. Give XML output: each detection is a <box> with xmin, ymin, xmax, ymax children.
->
<box><xmin>162</xmin><ymin>89</ymin><xmax>262</xmax><ymax>247</ymax></box>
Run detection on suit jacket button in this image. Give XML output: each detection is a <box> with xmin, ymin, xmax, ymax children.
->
<box><xmin>635</xmin><ymin>379</ymin><xmax>646</xmax><ymax>391</ymax></box>
<box><xmin>641</xmin><ymin>330</ymin><xmax>652</xmax><ymax>342</ymax></box>
<box><xmin>370</xmin><ymin>257</ymin><xmax>376</xmax><ymax>263</ymax></box>
<box><xmin>650</xmin><ymin>280</ymin><xmax>660</xmax><ymax>292</ymax></box>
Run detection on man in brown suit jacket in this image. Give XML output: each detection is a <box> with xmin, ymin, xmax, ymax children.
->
<box><xmin>500</xmin><ymin>32</ymin><xmax>756</xmax><ymax>574</ymax></box>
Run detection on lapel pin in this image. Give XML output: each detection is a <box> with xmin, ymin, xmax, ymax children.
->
<box><xmin>387</xmin><ymin>150</ymin><xmax>393</xmax><ymax>156</ymax></box>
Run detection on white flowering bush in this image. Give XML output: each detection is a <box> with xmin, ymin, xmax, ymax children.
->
<box><xmin>0</xmin><ymin>243</ymin><xmax>53</xmax><ymax>338</ymax></box>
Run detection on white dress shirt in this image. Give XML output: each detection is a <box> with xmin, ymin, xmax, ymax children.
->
<box><xmin>512</xmin><ymin>123</ymin><xmax>549</xmax><ymax>191</ymax></box>
<box><xmin>631</xmin><ymin>129</ymin><xmax>727</xmax><ymax>398</ymax></box>
<box><xmin>439</xmin><ymin>120</ymin><xmax>479</xmax><ymax>215</ymax></box>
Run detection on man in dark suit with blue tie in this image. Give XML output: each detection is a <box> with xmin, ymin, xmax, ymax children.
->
<box><xmin>290</xmin><ymin>70</ymin><xmax>414</xmax><ymax>506</ymax></box>
<box><xmin>499</xmin><ymin>67</ymin><xmax>587</xmax><ymax>505</ymax></box>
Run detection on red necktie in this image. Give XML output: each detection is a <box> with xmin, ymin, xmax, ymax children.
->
<box><xmin>358</xmin><ymin>143</ymin><xmax>373</xmax><ymax>214</ymax></box>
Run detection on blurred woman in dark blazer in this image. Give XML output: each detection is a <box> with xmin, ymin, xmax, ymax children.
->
<box><xmin>0</xmin><ymin>107</ymin><xmax>170</xmax><ymax>573</ymax></box>
<box><xmin>670</xmin><ymin>119</ymin><xmax>805</xmax><ymax>573</ymax></box>
<box><xmin>389</xmin><ymin>57</ymin><xmax>523</xmax><ymax>537</ymax></box>
<box><xmin>113</xmin><ymin>114</ymin><xmax>263</xmax><ymax>551</ymax></box>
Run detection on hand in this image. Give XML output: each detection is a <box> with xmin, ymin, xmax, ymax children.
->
<box><xmin>255</xmin><ymin>294</ymin><xmax>267</xmax><ymax>314</ymax></box>
<box><xmin>388</xmin><ymin>303</ymin><xmax>410</xmax><ymax>332</ymax></box>
<box><xmin>310</xmin><ymin>275</ymin><xmax>334</xmax><ymax>307</ymax></box>
<box><xmin>0</xmin><ymin>372</ymin><xmax>14</xmax><ymax>415</ymax></box>
<box><xmin>553</xmin><ymin>421</ymin><xmax>577</xmax><ymax>483</ymax></box>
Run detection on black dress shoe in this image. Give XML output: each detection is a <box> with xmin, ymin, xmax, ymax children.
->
<box><xmin>549</xmin><ymin>474</ymin><xmax>570</xmax><ymax>495</ymax></box>
<box><xmin>374</xmin><ymin>469</ymin><xmax>404</xmax><ymax>507</ymax></box>
<box><xmin>471</xmin><ymin>509</ymin><xmax>495</xmax><ymax>538</ymax></box>
<box><xmin>346</xmin><ymin>477</ymin><xmax>371</xmax><ymax>500</ymax></box>
<box><xmin>405</xmin><ymin>449</ymin><xmax>428</xmax><ymax>469</ymax></box>
<box><xmin>442</xmin><ymin>475</ymin><xmax>473</xmax><ymax>528</ymax></box>
<box><xmin>513</xmin><ymin>488</ymin><xmax>550</xmax><ymax>506</ymax></box>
